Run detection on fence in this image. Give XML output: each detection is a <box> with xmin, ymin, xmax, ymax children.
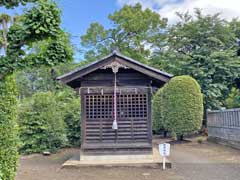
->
<box><xmin>207</xmin><ymin>108</ymin><xmax>240</xmax><ymax>149</ymax></box>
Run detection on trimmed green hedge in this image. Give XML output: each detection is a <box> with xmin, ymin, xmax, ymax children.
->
<box><xmin>0</xmin><ymin>75</ymin><xmax>19</xmax><ymax>180</ymax></box>
<box><xmin>162</xmin><ymin>76</ymin><xmax>203</xmax><ymax>138</ymax></box>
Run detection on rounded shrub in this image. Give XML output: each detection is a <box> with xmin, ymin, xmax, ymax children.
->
<box><xmin>0</xmin><ymin>75</ymin><xmax>19</xmax><ymax>180</ymax></box>
<box><xmin>18</xmin><ymin>92</ymin><xmax>67</xmax><ymax>154</ymax></box>
<box><xmin>161</xmin><ymin>75</ymin><xmax>203</xmax><ymax>139</ymax></box>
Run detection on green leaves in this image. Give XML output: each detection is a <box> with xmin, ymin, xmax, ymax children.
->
<box><xmin>81</xmin><ymin>3</ymin><xmax>167</xmax><ymax>63</ymax></box>
<box><xmin>151</xmin><ymin>10</ymin><xmax>240</xmax><ymax>110</ymax></box>
<box><xmin>152</xmin><ymin>88</ymin><xmax>164</xmax><ymax>132</ymax></box>
<box><xmin>23</xmin><ymin>0</ymin><xmax>61</xmax><ymax>41</ymax></box>
<box><xmin>0</xmin><ymin>75</ymin><xmax>19</xmax><ymax>180</ymax></box>
<box><xmin>0</xmin><ymin>0</ymin><xmax>73</xmax><ymax>78</ymax></box>
<box><xmin>18</xmin><ymin>92</ymin><xmax>67</xmax><ymax>154</ymax></box>
<box><xmin>0</xmin><ymin>1</ymin><xmax>72</xmax><ymax>179</ymax></box>
<box><xmin>56</xmin><ymin>90</ymin><xmax>81</xmax><ymax>146</ymax></box>
<box><xmin>225</xmin><ymin>87</ymin><xmax>240</xmax><ymax>108</ymax></box>
<box><xmin>16</xmin><ymin>63</ymin><xmax>78</xmax><ymax>99</ymax></box>
<box><xmin>18</xmin><ymin>90</ymin><xmax>81</xmax><ymax>154</ymax></box>
<box><xmin>109</xmin><ymin>3</ymin><xmax>166</xmax><ymax>34</ymax></box>
<box><xmin>24</xmin><ymin>33</ymin><xmax>73</xmax><ymax>67</ymax></box>
<box><xmin>154</xmin><ymin>76</ymin><xmax>203</xmax><ymax>137</ymax></box>
<box><xmin>0</xmin><ymin>0</ymin><xmax>37</xmax><ymax>8</ymax></box>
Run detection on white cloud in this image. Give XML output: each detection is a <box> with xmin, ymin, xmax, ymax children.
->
<box><xmin>117</xmin><ymin>0</ymin><xmax>240</xmax><ymax>23</ymax></box>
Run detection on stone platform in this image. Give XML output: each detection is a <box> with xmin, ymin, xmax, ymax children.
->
<box><xmin>62</xmin><ymin>147</ymin><xmax>171</xmax><ymax>168</ymax></box>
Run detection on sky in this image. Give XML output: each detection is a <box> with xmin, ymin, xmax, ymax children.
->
<box><xmin>118</xmin><ymin>0</ymin><xmax>240</xmax><ymax>23</ymax></box>
<box><xmin>57</xmin><ymin>0</ymin><xmax>119</xmax><ymax>60</ymax></box>
<box><xmin>1</xmin><ymin>0</ymin><xmax>240</xmax><ymax>60</ymax></box>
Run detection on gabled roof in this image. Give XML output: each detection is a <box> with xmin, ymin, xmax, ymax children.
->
<box><xmin>57</xmin><ymin>51</ymin><xmax>173</xmax><ymax>86</ymax></box>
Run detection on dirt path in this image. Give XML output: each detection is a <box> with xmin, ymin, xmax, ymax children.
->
<box><xmin>16</xmin><ymin>137</ymin><xmax>240</xmax><ymax>180</ymax></box>
<box><xmin>169</xmin><ymin>140</ymin><xmax>240</xmax><ymax>180</ymax></box>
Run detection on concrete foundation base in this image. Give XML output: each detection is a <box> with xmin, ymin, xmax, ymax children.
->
<box><xmin>62</xmin><ymin>147</ymin><xmax>171</xmax><ymax>168</ymax></box>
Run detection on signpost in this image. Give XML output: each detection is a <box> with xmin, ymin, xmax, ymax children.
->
<box><xmin>159</xmin><ymin>143</ymin><xmax>170</xmax><ymax>170</ymax></box>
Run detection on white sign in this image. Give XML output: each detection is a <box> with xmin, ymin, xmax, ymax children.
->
<box><xmin>159</xmin><ymin>143</ymin><xmax>170</xmax><ymax>157</ymax></box>
<box><xmin>159</xmin><ymin>143</ymin><xmax>170</xmax><ymax>170</ymax></box>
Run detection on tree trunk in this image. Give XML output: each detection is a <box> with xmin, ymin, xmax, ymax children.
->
<box><xmin>177</xmin><ymin>135</ymin><xmax>184</xmax><ymax>141</ymax></box>
<box><xmin>163</xmin><ymin>130</ymin><xmax>167</xmax><ymax>138</ymax></box>
<box><xmin>2</xmin><ymin>19</ymin><xmax>8</xmax><ymax>54</ymax></box>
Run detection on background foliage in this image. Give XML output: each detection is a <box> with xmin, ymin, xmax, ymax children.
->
<box><xmin>18</xmin><ymin>92</ymin><xmax>67</xmax><ymax>154</ymax></box>
<box><xmin>150</xmin><ymin>10</ymin><xmax>240</xmax><ymax>110</ymax></box>
<box><xmin>16</xmin><ymin>63</ymin><xmax>78</xmax><ymax>99</ymax></box>
<box><xmin>225</xmin><ymin>87</ymin><xmax>240</xmax><ymax>109</ymax></box>
<box><xmin>16</xmin><ymin>63</ymin><xmax>81</xmax><ymax>150</ymax></box>
<box><xmin>16</xmin><ymin>62</ymin><xmax>81</xmax><ymax>153</ymax></box>
<box><xmin>56</xmin><ymin>90</ymin><xmax>81</xmax><ymax>146</ymax></box>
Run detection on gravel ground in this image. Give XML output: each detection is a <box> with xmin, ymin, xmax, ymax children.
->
<box><xmin>16</xmin><ymin>137</ymin><xmax>240</xmax><ymax>180</ymax></box>
<box><xmin>167</xmin><ymin>138</ymin><xmax>240</xmax><ymax>180</ymax></box>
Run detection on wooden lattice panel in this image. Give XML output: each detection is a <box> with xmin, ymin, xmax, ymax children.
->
<box><xmin>117</xmin><ymin>94</ymin><xmax>147</xmax><ymax>118</ymax></box>
<box><xmin>84</xmin><ymin>92</ymin><xmax>149</xmax><ymax>143</ymax></box>
<box><xmin>86</xmin><ymin>95</ymin><xmax>113</xmax><ymax>119</ymax></box>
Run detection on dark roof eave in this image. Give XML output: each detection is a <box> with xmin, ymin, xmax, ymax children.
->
<box><xmin>56</xmin><ymin>52</ymin><xmax>117</xmax><ymax>81</ymax></box>
<box><xmin>114</xmin><ymin>52</ymin><xmax>173</xmax><ymax>78</ymax></box>
<box><xmin>57</xmin><ymin>51</ymin><xmax>173</xmax><ymax>84</ymax></box>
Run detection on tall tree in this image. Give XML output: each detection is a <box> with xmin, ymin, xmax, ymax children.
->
<box><xmin>0</xmin><ymin>14</ymin><xmax>12</xmax><ymax>54</ymax></box>
<box><xmin>81</xmin><ymin>3</ymin><xmax>167</xmax><ymax>63</ymax></box>
<box><xmin>151</xmin><ymin>9</ymin><xmax>240</xmax><ymax>109</ymax></box>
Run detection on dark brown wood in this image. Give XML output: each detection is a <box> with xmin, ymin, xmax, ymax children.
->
<box><xmin>83</xmin><ymin>92</ymin><xmax>149</xmax><ymax>146</ymax></box>
<box><xmin>80</xmin><ymin>88</ymin><xmax>85</xmax><ymax>147</ymax></box>
<box><xmin>58</xmin><ymin>52</ymin><xmax>172</xmax><ymax>154</ymax></box>
<box><xmin>147</xmin><ymin>87</ymin><xmax>152</xmax><ymax>143</ymax></box>
<box><xmin>57</xmin><ymin>51</ymin><xmax>172</xmax><ymax>88</ymax></box>
<box><xmin>82</xmin><ymin>142</ymin><xmax>152</xmax><ymax>149</ymax></box>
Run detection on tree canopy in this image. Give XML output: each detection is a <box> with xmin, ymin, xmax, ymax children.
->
<box><xmin>80</xmin><ymin>7</ymin><xmax>240</xmax><ymax>110</ymax></box>
<box><xmin>0</xmin><ymin>0</ymin><xmax>73</xmax><ymax>78</ymax></box>
<box><xmin>81</xmin><ymin>3</ymin><xmax>167</xmax><ymax>63</ymax></box>
<box><xmin>150</xmin><ymin>9</ymin><xmax>240</xmax><ymax>109</ymax></box>
<box><xmin>0</xmin><ymin>0</ymin><xmax>37</xmax><ymax>9</ymax></box>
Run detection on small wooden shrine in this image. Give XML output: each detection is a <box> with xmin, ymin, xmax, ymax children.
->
<box><xmin>57</xmin><ymin>51</ymin><xmax>172</xmax><ymax>155</ymax></box>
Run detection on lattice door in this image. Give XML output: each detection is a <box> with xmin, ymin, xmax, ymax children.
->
<box><xmin>84</xmin><ymin>92</ymin><xmax>149</xmax><ymax>143</ymax></box>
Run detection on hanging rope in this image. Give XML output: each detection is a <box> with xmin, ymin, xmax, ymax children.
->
<box><xmin>112</xmin><ymin>72</ymin><xmax>118</xmax><ymax>130</ymax></box>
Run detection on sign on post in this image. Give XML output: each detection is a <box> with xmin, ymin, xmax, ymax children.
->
<box><xmin>159</xmin><ymin>143</ymin><xmax>170</xmax><ymax>170</ymax></box>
